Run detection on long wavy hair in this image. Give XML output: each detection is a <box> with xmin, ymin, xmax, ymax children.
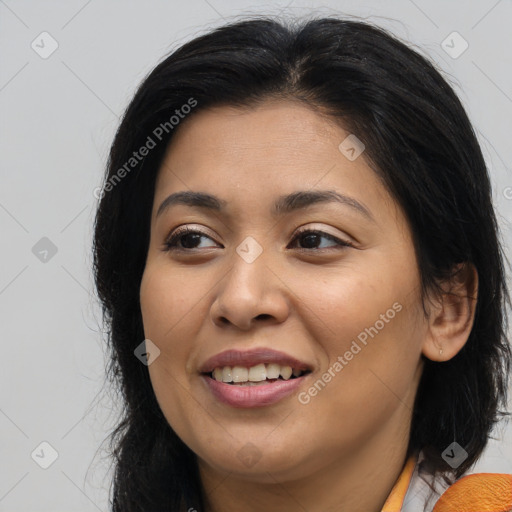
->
<box><xmin>92</xmin><ymin>15</ymin><xmax>512</xmax><ymax>511</ymax></box>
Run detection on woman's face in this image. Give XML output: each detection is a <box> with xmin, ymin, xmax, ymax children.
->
<box><xmin>140</xmin><ymin>99</ymin><xmax>429</xmax><ymax>484</ymax></box>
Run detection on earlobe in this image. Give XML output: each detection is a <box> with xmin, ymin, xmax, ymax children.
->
<box><xmin>422</xmin><ymin>263</ymin><xmax>479</xmax><ymax>362</ymax></box>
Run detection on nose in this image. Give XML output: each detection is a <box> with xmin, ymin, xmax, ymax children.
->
<box><xmin>210</xmin><ymin>250</ymin><xmax>290</xmax><ymax>331</ymax></box>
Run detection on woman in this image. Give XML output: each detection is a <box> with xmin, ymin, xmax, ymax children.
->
<box><xmin>93</xmin><ymin>16</ymin><xmax>512</xmax><ymax>511</ymax></box>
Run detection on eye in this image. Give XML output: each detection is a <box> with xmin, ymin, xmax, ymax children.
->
<box><xmin>162</xmin><ymin>226</ymin><xmax>354</xmax><ymax>253</ymax></box>
<box><xmin>287</xmin><ymin>228</ymin><xmax>354</xmax><ymax>252</ymax></box>
<box><xmin>163</xmin><ymin>226</ymin><xmax>221</xmax><ymax>252</ymax></box>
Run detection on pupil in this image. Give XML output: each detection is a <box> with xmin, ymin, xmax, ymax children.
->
<box><xmin>182</xmin><ymin>233</ymin><xmax>201</xmax><ymax>249</ymax></box>
<box><xmin>302</xmin><ymin>233</ymin><xmax>319</xmax><ymax>248</ymax></box>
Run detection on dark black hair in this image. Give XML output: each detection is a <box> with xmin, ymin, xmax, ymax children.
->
<box><xmin>92</xmin><ymin>15</ymin><xmax>511</xmax><ymax>512</ymax></box>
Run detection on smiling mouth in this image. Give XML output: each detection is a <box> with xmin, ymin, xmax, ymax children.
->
<box><xmin>204</xmin><ymin>363</ymin><xmax>312</xmax><ymax>386</ymax></box>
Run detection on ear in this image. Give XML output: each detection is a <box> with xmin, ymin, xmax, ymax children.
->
<box><xmin>422</xmin><ymin>263</ymin><xmax>478</xmax><ymax>362</ymax></box>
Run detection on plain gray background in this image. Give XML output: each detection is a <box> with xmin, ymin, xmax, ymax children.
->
<box><xmin>1</xmin><ymin>0</ymin><xmax>511</xmax><ymax>510</ymax></box>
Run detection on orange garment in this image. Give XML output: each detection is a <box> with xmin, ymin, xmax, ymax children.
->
<box><xmin>381</xmin><ymin>452</ymin><xmax>512</xmax><ymax>512</ymax></box>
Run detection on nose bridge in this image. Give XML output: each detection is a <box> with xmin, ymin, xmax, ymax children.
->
<box><xmin>230</xmin><ymin>236</ymin><xmax>269</xmax><ymax>298</ymax></box>
<box><xmin>210</xmin><ymin>234</ymin><xmax>289</xmax><ymax>329</ymax></box>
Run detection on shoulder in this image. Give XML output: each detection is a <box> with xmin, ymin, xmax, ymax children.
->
<box><xmin>431</xmin><ymin>472</ymin><xmax>512</xmax><ymax>511</ymax></box>
<box><xmin>402</xmin><ymin>450</ymin><xmax>512</xmax><ymax>512</ymax></box>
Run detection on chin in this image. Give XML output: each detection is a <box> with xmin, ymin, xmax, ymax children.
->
<box><xmin>196</xmin><ymin>442</ymin><xmax>315</xmax><ymax>483</ymax></box>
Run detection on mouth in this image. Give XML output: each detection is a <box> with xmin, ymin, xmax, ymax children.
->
<box><xmin>203</xmin><ymin>363</ymin><xmax>312</xmax><ymax>386</ymax></box>
<box><xmin>198</xmin><ymin>348</ymin><xmax>314</xmax><ymax>407</ymax></box>
<box><xmin>200</xmin><ymin>363</ymin><xmax>313</xmax><ymax>408</ymax></box>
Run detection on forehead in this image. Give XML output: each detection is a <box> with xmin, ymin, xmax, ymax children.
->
<box><xmin>153</xmin><ymin>99</ymin><xmax>400</xmax><ymax>225</ymax></box>
<box><xmin>159</xmin><ymin>99</ymin><xmax>343</xmax><ymax>166</ymax></box>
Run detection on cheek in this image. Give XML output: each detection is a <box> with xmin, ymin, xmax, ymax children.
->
<box><xmin>289</xmin><ymin>266</ymin><xmax>401</xmax><ymax>350</ymax></box>
<box><xmin>290</xmin><ymin>262</ymin><xmax>423</xmax><ymax>401</ymax></box>
<box><xmin>139</xmin><ymin>265</ymin><xmax>202</xmax><ymax>433</ymax></box>
<box><xmin>140</xmin><ymin>263</ymin><xmax>202</xmax><ymax>340</ymax></box>
<box><xmin>139</xmin><ymin>265</ymin><xmax>199</xmax><ymax>397</ymax></box>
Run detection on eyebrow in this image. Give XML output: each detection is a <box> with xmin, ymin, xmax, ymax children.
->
<box><xmin>156</xmin><ymin>189</ymin><xmax>374</xmax><ymax>221</ymax></box>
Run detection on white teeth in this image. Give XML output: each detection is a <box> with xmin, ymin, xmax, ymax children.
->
<box><xmin>232</xmin><ymin>366</ymin><xmax>249</xmax><ymax>383</ymax></box>
<box><xmin>280</xmin><ymin>366</ymin><xmax>293</xmax><ymax>380</ymax></box>
<box><xmin>266</xmin><ymin>363</ymin><xmax>280</xmax><ymax>379</ymax></box>
<box><xmin>211</xmin><ymin>363</ymin><xmax>305</xmax><ymax>383</ymax></box>
<box><xmin>213</xmin><ymin>367</ymin><xmax>223</xmax><ymax>381</ymax></box>
<box><xmin>248</xmin><ymin>363</ymin><xmax>267</xmax><ymax>382</ymax></box>
<box><xmin>222</xmin><ymin>366</ymin><xmax>233</xmax><ymax>383</ymax></box>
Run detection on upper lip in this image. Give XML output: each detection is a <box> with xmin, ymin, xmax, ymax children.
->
<box><xmin>199</xmin><ymin>348</ymin><xmax>314</xmax><ymax>374</ymax></box>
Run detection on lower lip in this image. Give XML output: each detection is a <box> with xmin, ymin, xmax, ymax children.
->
<box><xmin>202</xmin><ymin>374</ymin><xmax>308</xmax><ymax>408</ymax></box>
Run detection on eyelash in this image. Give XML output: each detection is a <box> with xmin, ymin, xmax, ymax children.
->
<box><xmin>162</xmin><ymin>226</ymin><xmax>355</xmax><ymax>253</ymax></box>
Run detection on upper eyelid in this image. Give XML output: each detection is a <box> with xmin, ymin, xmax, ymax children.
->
<box><xmin>165</xmin><ymin>224</ymin><xmax>353</xmax><ymax>247</ymax></box>
<box><xmin>167</xmin><ymin>224</ymin><xmax>218</xmax><ymax>242</ymax></box>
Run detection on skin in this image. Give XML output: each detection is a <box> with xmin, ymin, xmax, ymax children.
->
<box><xmin>139</xmin><ymin>98</ymin><xmax>477</xmax><ymax>512</ymax></box>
